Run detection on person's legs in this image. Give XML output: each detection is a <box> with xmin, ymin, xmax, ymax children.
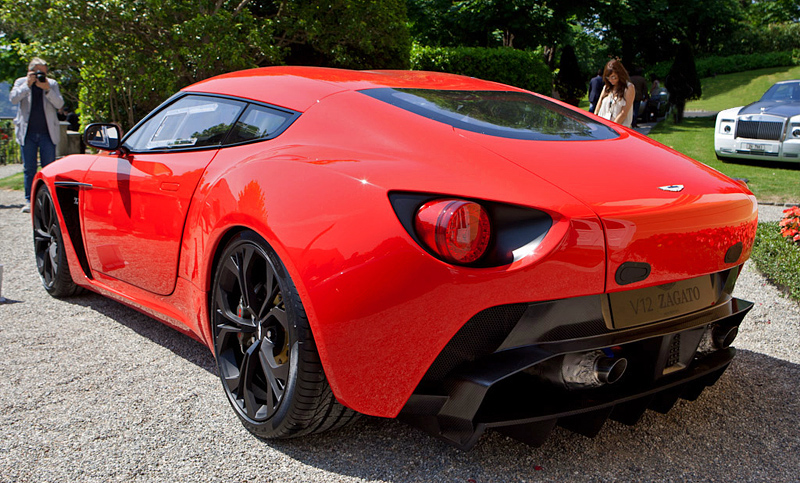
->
<box><xmin>22</xmin><ymin>133</ymin><xmax>38</xmax><ymax>204</ymax></box>
<box><xmin>38</xmin><ymin>134</ymin><xmax>56</xmax><ymax>168</ymax></box>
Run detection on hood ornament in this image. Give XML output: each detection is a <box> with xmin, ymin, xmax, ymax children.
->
<box><xmin>659</xmin><ymin>184</ymin><xmax>684</xmax><ymax>192</ymax></box>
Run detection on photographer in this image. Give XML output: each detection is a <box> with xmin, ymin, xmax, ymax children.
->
<box><xmin>10</xmin><ymin>57</ymin><xmax>64</xmax><ymax>213</ymax></box>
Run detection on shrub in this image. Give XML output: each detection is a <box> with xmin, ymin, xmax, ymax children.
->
<box><xmin>728</xmin><ymin>23</ymin><xmax>800</xmax><ymax>56</ymax></box>
<box><xmin>410</xmin><ymin>45</ymin><xmax>552</xmax><ymax>95</ymax></box>
<box><xmin>780</xmin><ymin>206</ymin><xmax>800</xmax><ymax>246</ymax></box>
<box><xmin>0</xmin><ymin>119</ymin><xmax>20</xmax><ymax>165</ymax></box>
<box><xmin>649</xmin><ymin>50</ymin><xmax>799</xmax><ymax>82</ymax></box>
<box><xmin>751</xmin><ymin>221</ymin><xmax>800</xmax><ymax>302</ymax></box>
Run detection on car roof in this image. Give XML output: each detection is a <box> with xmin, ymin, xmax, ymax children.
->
<box><xmin>182</xmin><ymin>66</ymin><xmax>522</xmax><ymax>112</ymax></box>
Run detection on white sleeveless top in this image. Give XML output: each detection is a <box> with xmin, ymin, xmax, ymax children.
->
<box><xmin>596</xmin><ymin>82</ymin><xmax>633</xmax><ymax>127</ymax></box>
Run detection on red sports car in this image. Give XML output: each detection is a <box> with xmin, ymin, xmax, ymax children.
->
<box><xmin>32</xmin><ymin>66</ymin><xmax>757</xmax><ymax>449</ymax></box>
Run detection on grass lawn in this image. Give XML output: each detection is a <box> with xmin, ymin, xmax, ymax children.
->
<box><xmin>687</xmin><ymin>65</ymin><xmax>800</xmax><ymax>112</ymax></box>
<box><xmin>752</xmin><ymin>221</ymin><xmax>800</xmax><ymax>303</ymax></box>
<box><xmin>648</xmin><ymin>116</ymin><xmax>800</xmax><ymax>204</ymax></box>
<box><xmin>0</xmin><ymin>169</ymin><xmax>22</xmax><ymax>190</ymax></box>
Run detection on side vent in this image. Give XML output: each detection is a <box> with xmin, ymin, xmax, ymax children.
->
<box><xmin>54</xmin><ymin>186</ymin><xmax>93</xmax><ymax>279</ymax></box>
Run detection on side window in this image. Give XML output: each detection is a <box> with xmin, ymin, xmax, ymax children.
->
<box><xmin>226</xmin><ymin>104</ymin><xmax>294</xmax><ymax>144</ymax></box>
<box><xmin>124</xmin><ymin>95</ymin><xmax>245</xmax><ymax>151</ymax></box>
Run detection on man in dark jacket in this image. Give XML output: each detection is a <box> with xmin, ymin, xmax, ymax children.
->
<box><xmin>588</xmin><ymin>69</ymin><xmax>604</xmax><ymax>114</ymax></box>
<box><xmin>630</xmin><ymin>67</ymin><xmax>648</xmax><ymax>128</ymax></box>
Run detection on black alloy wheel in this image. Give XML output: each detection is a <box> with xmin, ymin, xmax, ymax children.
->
<box><xmin>211</xmin><ymin>231</ymin><xmax>358</xmax><ymax>438</ymax></box>
<box><xmin>32</xmin><ymin>186</ymin><xmax>81</xmax><ymax>297</ymax></box>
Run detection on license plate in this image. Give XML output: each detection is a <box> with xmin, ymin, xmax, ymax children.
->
<box><xmin>746</xmin><ymin>143</ymin><xmax>766</xmax><ymax>151</ymax></box>
<box><xmin>606</xmin><ymin>276</ymin><xmax>716</xmax><ymax>329</ymax></box>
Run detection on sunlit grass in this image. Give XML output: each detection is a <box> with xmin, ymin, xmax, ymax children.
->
<box><xmin>648</xmin><ymin>116</ymin><xmax>800</xmax><ymax>204</ymax></box>
<box><xmin>687</xmin><ymin>65</ymin><xmax>800</xmax><ymax>112</ymax></box>
<box><xmin>0</xmin><ymin>169</ymin><xmax>22</xmax><ymax>190</ymax></box>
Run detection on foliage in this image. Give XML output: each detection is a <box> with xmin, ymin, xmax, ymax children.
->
<box><xmin>0</xmin><ymin>33</ymin><xmax>25</xmax><ymax>85</ymax></box>
<box><xmin>727</xmin><ymin>22</ymin><xmax>800</xmax><ymax>57</ymax></box>
<box><xmin>0</xmin><ymin>1</ymin><xmax>411</xmax><ymax>131</ymax></box>
<box><xmin>554</xmin><ymin>45</ymin><xmax>585</xmax><ymax>105</ymax></box>
<box><xmin>665</xmin><ymin>41</ymin><xmax>701</xmax><ymax>123</ymax></box>
<box><xmin>780</xmin><ymin>206</ymin><xmax>800</xmax><ymax>245</ymax></box>
<box><xmin>408</xmin><ymin>0</ymin><xmax>788</xmax><ymax>70</ymax></box>
<box><xmin>649</xmin><ymin>50</ymin><xmax>800</xmax><ymax>81</ymax></box>
<box><xmin>407</xmin><ymin>0</ymin><xmax>591</xmax><ymax>51</ymax></box>
<box><xmin>410</xmin><ymin>45</ymin><xmax>552</xmax><ymax>94</ymax></box>
<box><xmin>0</xmin><ymin>119</ymin><xmax>19</xmax><ymax>164</ymax></box>
<box><xmin>751</xmin><ymin>221</ymin><xmax>800</xmax><ymax>303</ymax></box>
<box><xmin>744</xmin><ymin>0</ymin><xmax>800</xmax><ymax>27</ymax></box>
<box><xmin>584</xmin><ymin>0</ymin><xmax>743</xmax><ymax>67</ymax></box>
<box><xmin>283</xmin><ymin>0</ymin><xmax>411</xmax><ymax>69</ymax></box>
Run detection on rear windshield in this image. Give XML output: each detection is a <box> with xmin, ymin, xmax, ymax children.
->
<box><xmin>360</xmin><ymin>88</ymin><xmax>619</xmax><ymax>141</ymax></box>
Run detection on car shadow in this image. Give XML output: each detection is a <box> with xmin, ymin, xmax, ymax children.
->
<box><xmin>257</xmin><ymin>349</ymin><xmax>800</xmax><ymax>480</ymax></box>
<box><xmin>57</xmin><ymin>291</ymin><xmax>800</xmax><ymax>479</ymax></box>
<box><xmin>0</xmin><ymin>202</ymin><xmax>26</xmax><ymax>210</ymax></box>
<box><xmin>63</xmin><ymin>291</ymin><xmax>217</xmax><ymax>375</ymax></box>
<box><xmin>720</xmin><ymin>157</ymin><xmax>800</xmax><ymax>171</ymax></box>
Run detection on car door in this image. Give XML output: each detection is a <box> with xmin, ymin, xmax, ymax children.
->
<box><xmin>81</xmin><ymin>94</ymin><xmax>246</xmax><ymax>295</ymax></box>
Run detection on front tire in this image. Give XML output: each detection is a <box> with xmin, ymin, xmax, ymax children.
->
<box><xmin>211</xmin><ymin>230</ymin><xmax>358</xmax><ymax>438</ymax></box>
<box><xmin>33</xmin><ymin>185</ymin><xmax>82</xmax><ymax>297</ymax></box>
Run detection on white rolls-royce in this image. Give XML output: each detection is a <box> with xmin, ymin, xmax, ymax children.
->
<box><xmin>715</xmin><ymin>80</ymin><xmax>800</xmax><ymax>163</ymax></box>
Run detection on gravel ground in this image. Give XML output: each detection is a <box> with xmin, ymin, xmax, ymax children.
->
<box><xmin>0</xmin><ymin>164</ymin><xmax>798</xmax><ymax>482</ymax></box>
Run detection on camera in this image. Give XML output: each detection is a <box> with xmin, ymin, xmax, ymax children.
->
<box><xmin>34</xmin><ymin>71</ymin><xmax>47</xmax><ymax>83</ymax></box>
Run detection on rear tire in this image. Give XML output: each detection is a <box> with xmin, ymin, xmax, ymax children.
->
<box><xmin>32</xmin><ymin>185</ymin><xmax>83</xmax><ymax>297</ymax></box>
<box><xmin>211</xmin><ymin>230</ymin><xmax>358</xmax><ymax>438</ymax></box>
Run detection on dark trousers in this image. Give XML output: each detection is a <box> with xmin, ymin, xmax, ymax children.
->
<box><xmin>22</xmin><ymin>131</ymin><xmax>56</xmax><ymax>202</ymax></box>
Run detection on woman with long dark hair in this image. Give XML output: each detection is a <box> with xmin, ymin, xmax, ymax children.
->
<box><xmin>593</xmin><ymin>59</ymin><xmax>635</xmax><ymax>127</ymax></box>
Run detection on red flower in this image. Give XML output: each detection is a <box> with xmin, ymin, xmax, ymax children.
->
<box><xmin>779</xmin><ymin>206</ymin><xmax>800</xmax><ymax>246</ymax></box>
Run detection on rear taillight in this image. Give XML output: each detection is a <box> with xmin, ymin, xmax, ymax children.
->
<box><xmin>414</xmin><ymin>199</ymin><xmax>491</xmax><ymax>264</ymax></box>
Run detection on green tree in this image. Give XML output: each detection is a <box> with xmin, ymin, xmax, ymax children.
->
<box><xmin>594</xmin><ymin>0</ymin><xmax>744</xmax><ymax>67</ymax></box>
<box><xmin>554</xmin><ymin>44</ymin><xmax>585</xmax><ymax>105</ymax></box>
<box><xmin>0</xmin><ymin>1</ymin><xmax>410</xmax><ymax>130</ymax></box>
<box><xmin>0</xmin><ymin>33</ymin><xmax>25</xmax><ymax>84</ymax></box>
<box><xmin>281</xmin><ymin>0</ymin><xmax>411</xmax><ymax>69</ymax></box>
<box><xmin>407</xmin><ymin>0</ymin><xmax>597</xmax><ymax>66</ymax></box>
<box><xmin>745</xmin><ymin>0</ymin><xmax>800</xmax><ymax>26</ymax></box>
<box><xmin>665</xmin><ymin>40</ymin><xmax>701</xmax><ymax>123</ymax></box>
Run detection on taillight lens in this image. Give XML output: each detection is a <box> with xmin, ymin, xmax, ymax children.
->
<box><xmin>414</xmin><ymin>199</ymin><xmax>491</xmax><ymax>264</ymax></box>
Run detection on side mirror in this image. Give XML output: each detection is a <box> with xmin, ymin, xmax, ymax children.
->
<box><xmin>84</xmin><ymin>123</ymin><xmax>122</xmax><ymax>151</ymax></box>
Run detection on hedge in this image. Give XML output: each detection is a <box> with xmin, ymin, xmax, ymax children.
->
<box><xmin>648</xmin><ymin>50</ymin><xmax>800</xmax><ymax>81</ymax></box>
<box><xmin>410</xmin><ymin>45</ymin><xmax>552</xmax><ymax>95</ymax></box>
<box><xmin>751</xmin><ymin>221</ymin><xmax>800</xmax><ymax>303</ymax></box>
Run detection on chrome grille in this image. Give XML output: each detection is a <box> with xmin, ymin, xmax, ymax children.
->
<box><xmin>736</xmin><ymin>120</ymin><xmax>784</xmax><ymax>140</ymax></box>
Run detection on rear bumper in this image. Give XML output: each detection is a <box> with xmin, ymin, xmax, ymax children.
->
<box><xmin>399</xmin><ymin>275</ymin><xmax>752</xmax><ymax>450</ymax></box>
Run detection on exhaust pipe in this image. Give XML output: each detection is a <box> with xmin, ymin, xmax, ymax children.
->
<box><xmin>698</xmin><ymin>324</ymin><xmax>739</xmax><ymax>353</ymax></box>
<box><xmin>527</xmin><ymin>350</ymin><xmax>628</xmax><ymax>390</ymax></box>
<box><xmin>712</xmin><ymin>324</ymin><xmax>738</xmax><ymax>349</ymax></box>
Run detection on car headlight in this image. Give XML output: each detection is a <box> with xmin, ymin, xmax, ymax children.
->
<box><xmin>718</xmin><ymin>119</ymin><xmax>735</xmax><ymax>135</ymax></box>
<box><xmin>790</xmin><ymin>123</ymin><xmax>800</xmax><ymax>139</ymax></box>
